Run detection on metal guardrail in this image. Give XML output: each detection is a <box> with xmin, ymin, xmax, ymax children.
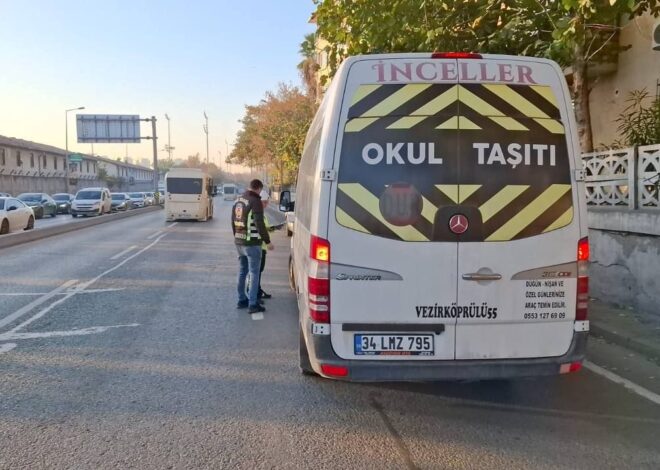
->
<box><xmin>583</xmin><ymin>143</ymin><xmax>660</xmax><ymax>210</ymax></box>
<box><xmin>0</xmin><ymin>205</ymin><xmax>162</xmax><ymax>250</ymax></box>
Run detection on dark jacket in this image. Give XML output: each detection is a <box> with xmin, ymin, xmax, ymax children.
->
<box><xmin>231</xmin><ymin>189</ymin><xmax>271</xmax><ymax>246</ymax></box>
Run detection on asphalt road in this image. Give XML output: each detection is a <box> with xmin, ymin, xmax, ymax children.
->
<box><xmin>1</xmin><ymin>199</ymin><xmax>659</xmax><ymax>470</ymax></box>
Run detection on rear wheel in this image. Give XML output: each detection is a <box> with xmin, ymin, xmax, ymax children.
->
<box><xmin>288</xmin><ymin>256</ymin><xmax>296</xmax><ymax>292</ymax></box>
<box><xmin>72</xmin><ymin>214</ymin><xmax>78</xmax><ymax>218</ymax></box>
<box><xmin>0</xmin><ymin>219</ymin><xmax>8</xmax><ymax>235</ymax></box>
<box><xmin>51</xmin><ymin>211</ymin><xmax>57</xmax><ymax>218</ymax></box>
<box><xmin>299</xmin><ymin>326</ymin><xmax>316</xmax><ymax>376</ymax></box>
<box><xmin>24</xmin><ymin>216</ymin><xmax>34</xmax><ymax>231</ymax></box>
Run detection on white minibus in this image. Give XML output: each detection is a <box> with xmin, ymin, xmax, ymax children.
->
<box><xmin>284</xmin><ymin>53</ymin><xmax>589</xmax><ymax>381</ymax></box>
<box><xmin>164</xmin><ymin>168</ymin><xmax>214</xmax><ymax>221</ymax></box>
<box><xmin>223</xmin><ymin>183</ymin><xmax>237</xmax><ymax>201</ymax></box>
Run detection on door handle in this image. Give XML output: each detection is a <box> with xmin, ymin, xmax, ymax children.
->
<box><xmin>462</xmin><ymin>273</ymin><xmax>502</xmax><ymax>281</ymax></box>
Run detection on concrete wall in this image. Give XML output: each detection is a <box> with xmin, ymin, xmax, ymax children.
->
<box><xmin>588</xmin><ymin>208</ymin><xmax>660</xmax><ymax>320</ymax></box>
<box><xmin>590</xmin><ymin>12</ymin><xmax>660</xmax><ymax>147</ymax></box>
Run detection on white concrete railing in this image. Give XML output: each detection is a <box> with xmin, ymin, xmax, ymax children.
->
<box><xmin>582</xmin><ymin>143</ymin><xmax>660</xmax><ymax>210</ymax></box>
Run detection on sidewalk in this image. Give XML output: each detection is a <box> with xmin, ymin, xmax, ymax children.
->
<box><xmin>590</xmin><ymin>298</ymin><xmax>660</xmax><ymax>362</ymax></box>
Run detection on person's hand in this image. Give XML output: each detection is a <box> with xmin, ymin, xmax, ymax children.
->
<box><xmin>267</xmin><ymin>243</ymin><xmax>274</xmax><ymax>251</ymax></box>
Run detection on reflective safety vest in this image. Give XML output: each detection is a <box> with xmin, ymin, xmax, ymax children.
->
<box><xmin>232</xmin><ymin>196</ymin><xmax>262</xmax><ymax>245</ymax></box>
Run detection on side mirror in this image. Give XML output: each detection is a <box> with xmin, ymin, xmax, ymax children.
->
<box><xmin>7</xmin><ymin>206</ymin><xmax>17</xmax><ymax>212</ymax></box>
<box><xmin>279</xmin><ymin>190</ymin><xmax>291</xmax><ymax>212</ymax></box>
<box><xmin>41</xmin><ymin>199</ymin><xmax>48</xmax><ymax>204</ymax></box>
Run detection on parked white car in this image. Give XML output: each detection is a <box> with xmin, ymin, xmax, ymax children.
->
<box><xmin>0</xmin><ymin>197</ymin><xmax>35</xmax><ymax>234</ymax></box>
<box><xmin>128</xmin><ymin>192</ymin><xmax>147</xmax><ymax>208</ymax></box>
<box><xmin>71</xmin><ymin>187</ymin><xmax>112</xmax><ymax>217</ymax></box>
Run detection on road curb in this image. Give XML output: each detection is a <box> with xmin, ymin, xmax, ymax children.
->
<box><xmin>590</xmin><ymin>323</ymin><xmax>660</xmax><ymax>361</ymax></box>
<box><xmin>0</xmin><ymin>205</ymin><xmax>163</xmax><ymax>250</ymax></box>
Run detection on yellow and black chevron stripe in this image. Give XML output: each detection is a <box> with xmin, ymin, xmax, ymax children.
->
<box><xmin>346</xmin><ymin>83</ymin><xmax>564</xmax><ymax>136</ymax></box>
<box><xmin>336</xmin><ymin>183</ymin><xmax>574</xmax><ymax>242</ymax></box>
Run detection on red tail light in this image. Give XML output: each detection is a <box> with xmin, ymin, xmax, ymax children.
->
<box><xmin>578</xmin><ymin>237</ymin><xmax>589</xmax><ymax>261</ymax></box>
<box><xmin>576</xmin><ymin>237</ymin><xmax>589</xmax><ymax>321</ymax></box>
<box><xmin>560</xmin><ymin>361</ymin><xmax>582</xmax><ymax>374</ymax></box>
<box><xmin>309</xmin><ymin>235</ymin><xmax>331</xmax><ymax>324</ymax></box>
<box><xmin>321</xmin><ymin>364</ymin><xmax>349</xmax><ymax>378</ymax></box>
<box><xmin>432</xmin><ymin>52</ymin><xmax>483</xmax><ymax>59</ymax></box>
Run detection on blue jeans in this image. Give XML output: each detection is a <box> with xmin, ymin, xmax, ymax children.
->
<box><xmin>236</xmin><ymin>245</ymin><xmax>263</xmax><ymax>307</ymax></box>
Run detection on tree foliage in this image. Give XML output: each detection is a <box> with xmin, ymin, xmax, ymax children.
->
<box><xmin>616</xmin><ymin>89</ymin><xmax>660</xmax><ymax>147</ymax></box>
<box><xmin>298</xmin><ymin>33</ymin><xmax>320</xmax><ymax>99</ymax></box>
<box><xmin>313</xmin><ymin>0</ymin><xmax>660</xmax><ymax>151</ymax></box>
<box><xmin>228</xmin><ymin>84</ymin><xmax>317</xmax><ymax>185</ymax></box>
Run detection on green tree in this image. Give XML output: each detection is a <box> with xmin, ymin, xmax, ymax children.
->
<box><xmin>313</xmin><ymin>0</ymin><xmax>660</xmax><ymax>152</ymax></box>
<box><xmin>298</xmin><ymin>33</ymin><xmax>320</xmax><ymax>99</ymax></box>
<box><xmin>229</xmin><ymin>84</ymin><xmax>317</xmax><ymax>185</ymax></box>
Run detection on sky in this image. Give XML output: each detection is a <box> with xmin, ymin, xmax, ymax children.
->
<box><xmin>0</xmin><ymin>0</ymin><xmax>317</xmax><ymax>170</ymax></box>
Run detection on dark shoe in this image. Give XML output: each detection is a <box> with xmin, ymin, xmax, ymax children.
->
<box><xmin>237</xmin><ymin>300</ymin><xmax>248</xmax><ymax>309</ymax></box>
<box><xmin>258</xmin><ymin>289</ymin><xmax>272</xmax><ymax>299</ymax></box>
<box><xmin>248</xmin><ymin>304</ymin><xmax>266</xmax><ymax>314</ymax></box>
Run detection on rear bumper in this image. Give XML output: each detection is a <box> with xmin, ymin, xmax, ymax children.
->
<box><xmin>70</xmin><ymin>209</ymin><xmax>100</xmax><ymax>216</ymax></box>
<box><xmin>305</xmin><ymin>329</ymin><xmax>588</xmax><ymax>382</ymax></box>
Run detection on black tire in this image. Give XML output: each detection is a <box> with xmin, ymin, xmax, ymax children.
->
<box><xmin>35</xmin><ymin>209</ymin><xmax>43</xmax><ymax>219</ymax></box>
<box><xmin>72</xmin><ymin>214</ymin><xmax>78</xmax><ymax>218</ymax></box>
<box><xmin>288</xmin><ymin>256</ymin><xmax>296</xmax><ymax>292</ymax></box>
<box><xmin>0</xmin><ymin>219</ymin><xmax>8</xmax><ymax>235</ymax></box>
<box><xmin>25</xmin><ymin>216</ymin><xmax>34</xmax><ymax>231</ymax></box>
<box><xmin>51</xmin><ymin>211</ymin><xmax>57</xmax><ymax>218</ymax></box>
<box><xmin>299</xmin><ymin>326</ymin><xmax>316</xmax><ymax>376</ymax></box>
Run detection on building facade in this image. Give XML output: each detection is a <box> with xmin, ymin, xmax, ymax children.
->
<box><xmin>588</xmin><ymin>12</ymin><xmax>659</xmax><ymax>147</ymax></box>
<box><xmin>0</xmin><ymin>135</ymin><xmax>155</xmax><ymax>196</ymax></box>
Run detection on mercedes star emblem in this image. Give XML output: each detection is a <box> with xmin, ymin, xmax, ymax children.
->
<box><xmin>449</xmin><ymin>214</ymin><xmax>469</xmax><ymax>234</ymax></box>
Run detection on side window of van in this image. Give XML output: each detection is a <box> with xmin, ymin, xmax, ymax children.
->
<box><xmin>335</xmin><ymin>83</ymin><xmax>572</xmax><ymax>242</ymax></box>
<box><xmin>296</xmin><ymin>124</ymin><xmax>322</xmax><ymax>230</ymax></box>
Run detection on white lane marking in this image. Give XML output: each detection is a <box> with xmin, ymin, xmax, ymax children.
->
<box><xmin>167</xmin><ymin>222</ymin><xmax>178</xmax><ymax>228</ymax></box>
<box><xmin>66</xmin><ymin>288</ymin><xmax>126</xmax><ymax>295</ymax></box>
<box><xmin>110</xmin><ymin>245</ymin><xmax>138</xmax><ymax>260</ymax></box>
<box><xmin>251</xmin><ymin>313</ymin><xmax>264</xmax><ymax>321</ymax></box>
<box><xmin>0</xmin><ymin>280</ymin><xmax>78</xmax><ymax>330</ymax></box>
<box><xmin>147</xmin><ymin>230</ymin><xmax>163</xmax><ymax>240</ymax></box>
<box><xmin>0</xmin><ymin>293</ymin><xmax>59</xmax><ymax>297</ymax></box>
<box><xmin>0</xmin><ymin>343</ymin><xmax>17</xmax><ymax>354</ymax></box>
<box><xmin>6</xmin><ymin>233</ymin><xmax>168</xmax><ymax>335</ymax></box>
<box><xmin>0</xmin><ymin>324</ymin><xmax>139</xmax><ymax>341</ymax></box>
<box><xmin>0</xmin><ymin>288</ymin><xmax>125</xmax><ymax>297</ymax></box>
<box><xmin>584</xmin><ymin>360</ymin><xmax>660</xmax><ymax>406</ymax></box>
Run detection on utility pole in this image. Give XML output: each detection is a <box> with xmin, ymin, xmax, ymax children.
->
<box><xmin>203</xmin><ymin>111</ymin><xmax>209</xmax><ymax>165</ymax></box>
<box><xmin>65</xmin><ymin>106</ymin><xmax>85</xmax><ymax>193</ymax></box>
<box><xmin>165</xmin><ymin>113</ymin><xmax>173</xmax><ymax>161</ymax></box>
<box><xmin>148</xmin><ymin>116</ymin><xmax>158</xmax><ymax>193</ymax></box>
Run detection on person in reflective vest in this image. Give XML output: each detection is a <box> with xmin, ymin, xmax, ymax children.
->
<box><xmin>231</xmin><ymin>179</ymin><xmax>273</xmax><ymax>314</ymax></box>
<box><xmin>258</xmin><ymin>189</ymin><xmax>272</xmax><ymax>300</ymax></box>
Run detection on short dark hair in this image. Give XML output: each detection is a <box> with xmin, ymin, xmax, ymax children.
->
<box><xmin>249</xmin><ymin>179</ymin><xmax>264</xmax><ymax>191</ymax></box>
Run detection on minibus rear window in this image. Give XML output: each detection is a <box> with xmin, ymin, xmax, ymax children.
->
<box><xmin>167</xmin><ymin>178</ymin><xmax>203</xmax><ymax>194</ymax></box>
<box><xmin>335</xmin><ymin>83</ymin><xmax>573</xmax><ymax>242</ymax></box>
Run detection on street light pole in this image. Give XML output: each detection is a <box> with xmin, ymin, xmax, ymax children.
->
<box><xmin>203</xmin><ymin>111</ymin><xmax>209</xmax><ymax>166</ymax></box>
<box><xmin>65</xmin><ymin>106</ymin><xmax>85</xmax><ymax>193</ymax></box>
<box><xmin>165</xmin><ymin>113</ymin><xmax>172</xmax><ymax>161</ymax></box>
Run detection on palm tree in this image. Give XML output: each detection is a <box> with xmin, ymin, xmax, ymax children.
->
<box><xmin>298</xmin><ymin>33</ymin><xmax>319</xmax><ymax>100</ymax></box>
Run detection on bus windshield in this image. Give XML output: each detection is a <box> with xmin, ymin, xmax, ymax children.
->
<box><xmin>167</xmin><ymin>178</ymin><xmax>203</xmax><ymax>194</ymax></box>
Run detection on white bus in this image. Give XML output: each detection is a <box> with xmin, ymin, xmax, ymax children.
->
<box><xmin>222</xmin><ymin>183</ymin><xmax>237</xmax><ymax>201</ymax></box>
<box><xmin>164</xmin><ymin>168</ymin><xmax>214</xmax><ymax>221</ymax></box>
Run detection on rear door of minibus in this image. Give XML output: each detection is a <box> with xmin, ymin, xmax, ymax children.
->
<box><xmin>327</xmin><ymin>56</ymin><xmax>461</xmax><ymax>361</ymax></box>
<box><xmin>453</xmin><ymin>57</ymin><xmax>581</xmax><ymax>359</ymax></box>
